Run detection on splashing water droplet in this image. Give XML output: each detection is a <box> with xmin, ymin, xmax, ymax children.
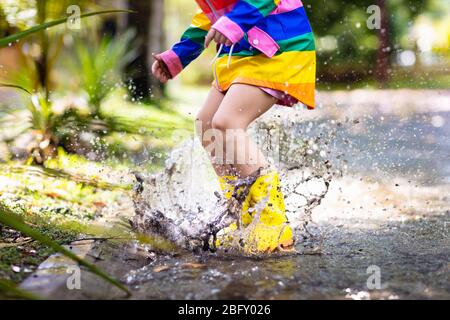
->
<box><xmin>132</xmin><ymin>110</ymin><xmax>345</xmax><ymax>255</ymax></box>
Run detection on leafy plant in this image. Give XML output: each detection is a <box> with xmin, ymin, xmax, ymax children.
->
<box><xmin>75</xmin><ymin>29</ymin><xmax>138</xmax><ymax>116</ymax></box>
<box><xmin>0</xmin><ymin>9</ymin><xmax>134</xmax><ymax>163</ymax></box>
<box><xmin>0</xmin><ymin>84</ymin><xmax>57</xmax><ymax>163</ymax></box>
<box><xmin>0</xmin><ymin>204</ymin><xmax>131</xmax><ymax>297</ymax></box>
<box><xmin>0</xmin><ymin>82</ymin><xmax>143</xmax><ymax>163</ymax></box>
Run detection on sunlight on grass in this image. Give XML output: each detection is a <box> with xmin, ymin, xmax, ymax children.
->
<box><xmin>44</xmin><ymin>148</ymin><xmax>134</xmax><ymax>188</ymax></box>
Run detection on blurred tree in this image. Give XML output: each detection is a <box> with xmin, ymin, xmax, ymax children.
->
<box><xmin>375</xmin><ymin>0</ymin><xmax>391</xmax><ymax>83</ymax></box>
<box><xmin>304</xmin><ymin>0</ymin><xmax>431</xmax><ymax>85</ymax></box>
<box><xmin>35</xmin><ymin>0</ymin><xmax>49</xmax><ymax>100</ymax></box>
<box><xmin>126</xmin><ymin>0</ymin><xmax>165</xmax><ymax>102</ymax></box>
<box><xmin>149</xmin><ymin>0</ymin><xmax>165</xmax><ymax>99</ymax></box>
<box><xmin>100</xmin><ymin>0</ymin><xmax>128</xmax><ymax>36</ymax></box>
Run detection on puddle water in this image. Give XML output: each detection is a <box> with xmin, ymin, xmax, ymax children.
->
<box><xmin>123</xmin><ymin>91</ymin><xmax>450</xmax><ymax>299</ymax></box>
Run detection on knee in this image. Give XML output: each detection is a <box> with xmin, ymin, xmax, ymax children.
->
<box><xmin>211</xmin><ymin>114</ymin><xmax>234</xmax><ymax>131</ymax></box>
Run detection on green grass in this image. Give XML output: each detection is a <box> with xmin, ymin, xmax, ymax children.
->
<box><xmin>0</xmin><ymin>155</ymin><xmax>135</xmax><ymax>291</ymax></box>
<box><xmin>0</xmin><ymin>161</ymin><xmax>130</xmax><ymax>223</ymax></box>
<box><xmin>0</xmin><ymin>87</ymin><xmax>196</xmax><ymax>292</ymax></box>
<box><xmin>0</xmin><ymin>220</ymin><xmax>78</xmax><ymax>284</ymax></box>
<box><xmin>0</xmin><ymin>203</ymin><xmax>131</xmax><ymax>296</ymax></box>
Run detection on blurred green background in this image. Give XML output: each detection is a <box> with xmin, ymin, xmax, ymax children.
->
<box><xmin>166</xmin><ymin>0</ymin><xmax>450</xmax><ymax>88</ymax></box>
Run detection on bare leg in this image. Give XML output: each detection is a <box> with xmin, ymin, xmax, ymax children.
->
<box><xmin>211</xmin><ymin>84</ymin><xmax>276</xmax><ymax>178</ymax></box>
<box><xmin>195</xmin><ymin>86</ymin><xmax>235</xmax><ymax>177</ymax></box>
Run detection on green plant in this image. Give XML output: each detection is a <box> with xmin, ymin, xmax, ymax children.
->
<box><xmin>0</xmin><ymin>85</ymin><xmax>58</xmax><ymax>163</ymax></box>
<box><xmin>0</xmin><ymin>9</ymin><xmax>133</xmax><ymax>163</ymax></box>
<box><xmin>75</xmin><ymin>29</ymin><xmax>138</xmax><ymax>116</ymax></box>
<box><xmin>0</xmin><ymin>204</ymin><xmax>131</xmax><ymax>297</ymax></box>
<box><xmin>0</xmin><ymin>82</ymin><xmax>143</xmax><ymax>163</ymax></box>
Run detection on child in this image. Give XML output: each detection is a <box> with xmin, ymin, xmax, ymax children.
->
<box><xmin>152</xmin><ymin>0</ymin><xmax>316</xmax><ymax>254</ymax></box>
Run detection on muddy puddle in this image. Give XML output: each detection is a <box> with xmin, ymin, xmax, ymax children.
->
<box><xmin>118</xmin><ymin>90</ymin><xmax>449</xmax><ymax>299</ymax></box>
<box><xmin>22</xmin><ymin>90</ymin><xmax>450</xmax><ymax>299</ymax></box>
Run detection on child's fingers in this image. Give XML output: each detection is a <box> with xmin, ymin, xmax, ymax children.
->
<box><xmin>152</xmin><ymin>62</ymin><xmax>166</xmax><ymax>83</ymax></box>
<box><xmin>155</xmin><ymin>69</ymin><xmax>162</xmax><ymax>81</ymax></box>
<box><xmin>157</xmin><ymin>72</ymin><xmax>167</xmax><ymax>83</ymax></box>
<box><xmin>151</xmin><ymin>61</ymin><xmax>159</xmax><ymax>75</ymax></box>
<box><xmin>221</xmin><ymin>35</ymin><xmax>231</xmax><ymax>45</ymax></box>
<box><xmin>159</xmin><ymin>62</ymin><xmax>171</xmax><ymax>79</ymax></box>
<box><xmin>205</xmin><ymin>29</ymin><xmax>233</xmax><ymax>47</ymax></box>
<box><xmin>152</xmin><ymin>53</ymin><xmax>171</xmax><ymax>80</ymax></box>
<box><xmin>158</xmin><ymin>75</ymin><xmax>165</xmax><ymax>83</ymax></box>
<box><xmin>152</xmin><ymin>62</ymin><xmax>161</xmax><ymax>76</ymax></box>
<box><xmin>205</xmin><ymin>29</ymin><xmax>214</xmax><ymax>48</ymax></box>
<box><xmin>214</xmin><ymin>32</ymin><xmax>223</xmax><ymax>44</ymax></box>
<box><xmin>152</xmin><ymin>52</ymin><xmax>163</xmax><ymax>62</ymax></box>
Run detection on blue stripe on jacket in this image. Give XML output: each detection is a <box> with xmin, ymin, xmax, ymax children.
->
<box><xmin>264</xmin><ymin>7</ymin><xmax>312</xmax><ymax>41</ymax></box>
<box><xmin>225</xmin><ymin>1</ymin><xmax>267</xmax><ymax>33</ymax></box>
<box><xmin>172</xmin><ymin>39</ymin><xmax>204</xmax><ymax>68</ymax></box>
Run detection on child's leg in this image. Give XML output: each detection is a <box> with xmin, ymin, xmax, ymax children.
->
<box><xmin>211</xmin><ymin>84</ymin><xmax>293</xmax><ymax>252</ymax></box>
<box><xmin>211</xmin><ymin>84</ymin><xmax>276</xmax><ymax>178</ymax></box>
<box><xmin>195</xmin><ymin>86</ymin><xmax>235</xmax><ymax>177</ymax></box>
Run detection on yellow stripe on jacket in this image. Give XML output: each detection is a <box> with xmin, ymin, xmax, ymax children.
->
<box><xmin>191</xmin><ymin>9</ymin><xmax>212</xmax><ymax>31</ymax></box>
<box><xmin>214</xmin><ymin>50</ymin><xmax>316</xmax><ymax>108</ymax></box>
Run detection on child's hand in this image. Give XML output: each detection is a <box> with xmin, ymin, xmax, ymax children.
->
<box><xmin>151</xmin><ymin>53</ymin><xmax>171</xmax><ymax>83</ymax></box>
<box><xmin>204</xmin><ymin>29</ymin><xmax>232</xmax><ymax>48</ymax></box>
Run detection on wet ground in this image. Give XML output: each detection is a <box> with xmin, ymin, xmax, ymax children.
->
<box><xmin>20</xmin><ymin>89</ymin><xmax>450</xmax><ymax>299</ymax></box>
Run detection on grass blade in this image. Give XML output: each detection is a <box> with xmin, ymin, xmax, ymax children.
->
<box><xmin>0</xmin><ymin>280</ymin><xmax>40</xmax><ymax>300</ymax></box>
<box><xmin>0</xmin><ymin>205</ymin><xmax>131</xmax><ymax>296</ymax></box>
<box><xmin>0</xmin><ymin>83</ymin><xmax>31</xmax><ymax>94</ymax></box>
<box><xmin>0</xmin><ymin>9</ymin><xmax>134</xmax><ymax>47</ymax></box>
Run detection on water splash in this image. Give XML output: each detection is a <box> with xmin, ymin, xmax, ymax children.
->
<box><xmin>131</xmin><ymin>110</ymin><xmax>345</xmax><ymax>255</ymax></box>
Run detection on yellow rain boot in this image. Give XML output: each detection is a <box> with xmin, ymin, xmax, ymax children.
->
<box><xmin>240</xmin><ymin>171</ymin><xmax>294</xmax><ymax>253</ymax></box>
<box><xmin>218</xmin><ymin>175</ymin><xmax>237</xmax><ymax>200</ymax></box>
<box><xmin>216</xmin><ymin>171</ymin><xmax>294</xmax><ymax>254</ymax></box>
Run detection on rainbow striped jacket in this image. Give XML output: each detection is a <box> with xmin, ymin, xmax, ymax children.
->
<box><xmin>159</xmin><ymin>0</ymin><xmax>316</xmax><ymax>108</ymax></box>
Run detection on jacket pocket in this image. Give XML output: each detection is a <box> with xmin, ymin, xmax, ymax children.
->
<box><xmin>247</xmin><ymin>26</ymin><xmax>280</xmax><ymax>58</ymax></box>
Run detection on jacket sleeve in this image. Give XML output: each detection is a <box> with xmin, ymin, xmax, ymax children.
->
<box><xmin>211</xmin><ymin>0</ymin><xmax>277</xmax><ymax>44</ymax></box>
<box><xmin>159</xmin><ymin>10</ymin><xmax>212</xmax><ymax>79</ymax></box>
